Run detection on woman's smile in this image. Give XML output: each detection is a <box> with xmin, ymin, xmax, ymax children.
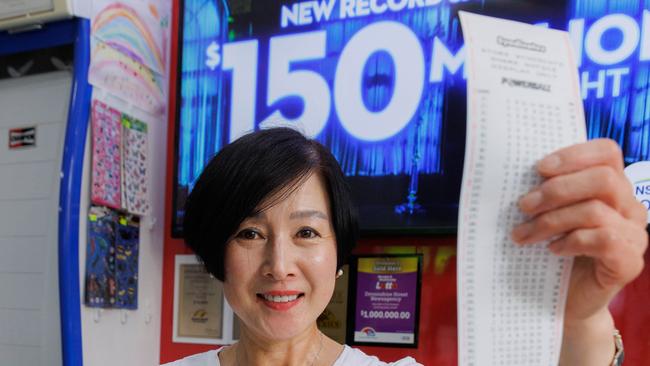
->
<box><xmin>257</xmin><ymin>290</ymin><xmax>305</xmax><ymax>311</ymax></box>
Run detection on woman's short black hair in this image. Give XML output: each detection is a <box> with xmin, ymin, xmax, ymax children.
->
<box><xmin>183</xmin><ymin>127</ymin><xmax>359</xmax><ymax>281</ymax></box>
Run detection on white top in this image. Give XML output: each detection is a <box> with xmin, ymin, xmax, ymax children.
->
<box><xmin>162</xmin><ymin>346</ymin><xmax>422</xmax><ymax>366</ymax></box>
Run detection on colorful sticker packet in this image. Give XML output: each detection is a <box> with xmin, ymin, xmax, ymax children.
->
<box><xmin>115</xmin><ymin>215</ymin><xmax>140</xmax><ymax>309</ymax></box>
<box><xmin>85</xmin><ymin>206</ymin><xmax>117</xmax><ymax>308</ymax></box>
<box><xmin>85</xmin><ymin>206</ymin><xmax>140</xmax><ymax>309</ymax></box>
<box><xmin>91</xmin><ymin>100</ymin><xmax>122</xmax><ymax>209</ymax></box>
<box><xmin>90</xmin><ymin>99</ymin><xmax>150</xmax><ymax>216</ymax></box>
<box><xmin>121</xmin><ymin>116</ymin><xmax>150</xmax><ymax>216</ymax></box>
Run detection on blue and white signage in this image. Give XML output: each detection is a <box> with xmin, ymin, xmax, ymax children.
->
<box><xmin>624</xmin><ymin>161</ymin><xmax>650</xmax><ymax>224</ymax></box>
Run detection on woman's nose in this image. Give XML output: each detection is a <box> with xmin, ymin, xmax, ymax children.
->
<box><xmin>263</xmin><ymin>236</ymin><xmax>297</xmax><ymax>280</ymax></box>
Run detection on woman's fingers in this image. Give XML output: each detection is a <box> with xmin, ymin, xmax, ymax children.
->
<box><xmin>513</xmin><ymin>199</ymin><xmax>647</xmax><ymax>288</ymax></box>
<box><xmin>517</xmin><ymin>139</ymin><xmax>650</xmax><ymax>333</ymax></box>
<box><xmin>537</xmin><ymin>138</ymin><xmax>624</xmax><ymax>178</ymax></box>
<box><xmin>518</xmin><ymin>165</ymin><xmax>646</xmax><ymax>225</ymax></box>
<box><xmin>547</xmin><ymin>223</ymin><xmax>647</xmax><ymax>288</ymax></box>
<box><xmin>512</xmin><ymin>200</ymin><xmax>616</xmax><ymax>244</ymax></box>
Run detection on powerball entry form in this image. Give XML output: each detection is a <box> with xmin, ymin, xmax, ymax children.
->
<box><xmin>457</xmin><ymin>12</ymin><xmax>586</xmax><ymax>366</ymax></box>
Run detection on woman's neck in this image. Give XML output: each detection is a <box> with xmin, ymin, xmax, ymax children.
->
<box><xmin>223</xmin><ymin>325</ymin><xmax>330</xmax><ymax>366</ymax></box>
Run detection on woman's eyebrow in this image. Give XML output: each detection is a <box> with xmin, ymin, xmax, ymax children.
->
<box><xmin>289</xmin><ymin>210</ymin><xmax>329</xmax><ymax>220</ymax></box>
<box><xmin>249</xmin><ymin>212</ymin><xmax>264</xmax><ymax>219</ymax></box>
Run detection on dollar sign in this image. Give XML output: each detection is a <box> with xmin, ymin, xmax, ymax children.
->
<box><xmin>205</xmin><ymin>41</ymin><xmax>221</xmax><ymax>70</ymax></box>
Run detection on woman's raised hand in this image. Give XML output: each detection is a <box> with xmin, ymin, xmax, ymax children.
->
<box><xmin>512</xmin><ymin>138</ymin><xmax>648</xmax><ymax>365</ymax></box>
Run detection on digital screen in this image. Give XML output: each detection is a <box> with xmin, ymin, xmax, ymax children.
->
<box><xmin>173</xmin><ymin>0</ymin><xmax>650</xmax><ymax>236</ymax></box>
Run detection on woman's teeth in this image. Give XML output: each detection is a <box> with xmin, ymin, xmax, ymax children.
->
<box><xmin>262</xmin><ymin>294</ymin><xmax>300</xmax><ymax>303</ymax></box>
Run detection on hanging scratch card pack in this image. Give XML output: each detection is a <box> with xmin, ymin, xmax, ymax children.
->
<box><xmin>115</xmin><ymin>215</ymin><xmax>140</xmax><ymax>309</ymax></box>
<box><xmin>84</xmin><ymin>206</ymin><xmax>117</xmax><ymax>308</ymax></box>
<box><xmin>121</xmin><ymin>115</ymin><xmax>150</xmax><ymax>216</ymax></box>
<box><xmin>90</xmin><ymin>100</ymin><xmax>122</xmax><ymax>209</ymax></box>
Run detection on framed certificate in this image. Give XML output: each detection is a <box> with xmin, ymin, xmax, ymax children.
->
<box><xmin>172</xmin><ymin>255</ymin><xmax>239</xmax><ymax>344</ymax></box>
<box><xmin>347</xmin><ymin>254</ymin><xmax>422</xmax><ymax>348</ymax></box>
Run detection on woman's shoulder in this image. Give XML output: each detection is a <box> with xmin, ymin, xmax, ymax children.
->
<box><xmin>160</xmin><ymin>349</ymin><xmax>219</xmax><ymax>366</ymax></box>
<box><xmin>334</xmin><ymin>345</ymin><xmax>423</xmax><ymax>366</ymax></box>
<box><xmin>161</xmin><ymin>346</ymin><xmax>421</xmax><ymax>366</ymax></box>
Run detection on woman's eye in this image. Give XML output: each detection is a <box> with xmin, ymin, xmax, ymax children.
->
<box><xmin>297</xmin><ymin>228</ymin><xmax>318</xmax><ymax>239</ymax></box>
<box><xmin>237</xmin><ymin>229</ymin><xmax>261</xmax><ymax>240</ymax></box>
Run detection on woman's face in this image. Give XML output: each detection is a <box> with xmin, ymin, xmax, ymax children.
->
<box><xmin>223</xmin><ymin>173</ymin><xmax>338</xmax><ymax>341</ymax></box>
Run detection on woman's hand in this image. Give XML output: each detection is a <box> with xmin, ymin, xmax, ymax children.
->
<box><xmin>511</xmin><ymin>139</ymin><xmax>648</xmax><ymax>365</ymax></box>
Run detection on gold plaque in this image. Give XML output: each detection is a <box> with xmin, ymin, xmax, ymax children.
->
<box><xmin>177</xmin><ymin>264</ymin><xmax>223</xmax><ymax>339</ymax></box>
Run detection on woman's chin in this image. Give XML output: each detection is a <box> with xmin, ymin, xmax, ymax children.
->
<box><xmin>256</xmin><ymin>315</ymin><xmax>314</xmax><ymax>341</ymax></box>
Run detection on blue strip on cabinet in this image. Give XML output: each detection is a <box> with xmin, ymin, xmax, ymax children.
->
<box><xmin>0</xmin><ymin>19</ymin><xmax>75</xmax><ymax>56</ymax></box>
<box><xmin>58</xmin><ymin>18</ymin><xmax>91</xmax><ymax>366</ymax></box>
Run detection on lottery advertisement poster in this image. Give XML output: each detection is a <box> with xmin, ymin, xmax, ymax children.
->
<box><xmin>175</xmin><ymin>0</ymin><xmax>650</xmax><ymax>236</ymax></box>
<box><xmin>348</xmin><ymin>255</ymin><xmax>422</xmax><ymax>347</ymax></box>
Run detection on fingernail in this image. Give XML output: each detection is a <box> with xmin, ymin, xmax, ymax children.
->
<box><xmin>511</xmin><ymin>222</ymin><xmax>533</xmax><ymax>243</ymax></box>
<box><xmin>519</xmin><ymin>190</ymin><xmax>543</xmax><ymax>211</ymax></box>
<box><xmin>538</xmin><ymin>154</ymin><xmax>561</xmax><ymax>172</ymax></box>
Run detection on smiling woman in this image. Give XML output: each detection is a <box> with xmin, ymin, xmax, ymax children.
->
<box><xmin>165</xmin><ymin>127</ymin><xmax>422</xmax><ymax>365</ymax></box>
<box><xmin>164</xmin><ymin>127</ymin><xmax>647</xmax><ymax>366</ymax></box>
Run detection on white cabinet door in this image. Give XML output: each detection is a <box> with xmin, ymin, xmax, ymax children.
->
<box><xmin>0</xmin><ymin>71</ymin><xmax>71</xmax><ymax>366</ymax></box>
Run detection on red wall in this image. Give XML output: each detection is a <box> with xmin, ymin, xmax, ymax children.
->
<box><xmin>609</xmin><ymin>250</ymin><xmax>650</xmax><ymax>365</ymax></box>
<box><xmin>160</xmin><ymin>1</ymin><xmax>649</xmax><ymax>363</ymax></box>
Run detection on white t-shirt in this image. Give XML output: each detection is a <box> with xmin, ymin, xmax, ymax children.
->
<box><xmin>162</xmin><ymin>345</ymin><xmax>422</xmax><ymax>366</ymax></box>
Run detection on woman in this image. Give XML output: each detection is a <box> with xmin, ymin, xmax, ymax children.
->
<box><xmin>166</xmin><ymin>127</ymin><xmax>647</xmax><ymax>365</ymax></box>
